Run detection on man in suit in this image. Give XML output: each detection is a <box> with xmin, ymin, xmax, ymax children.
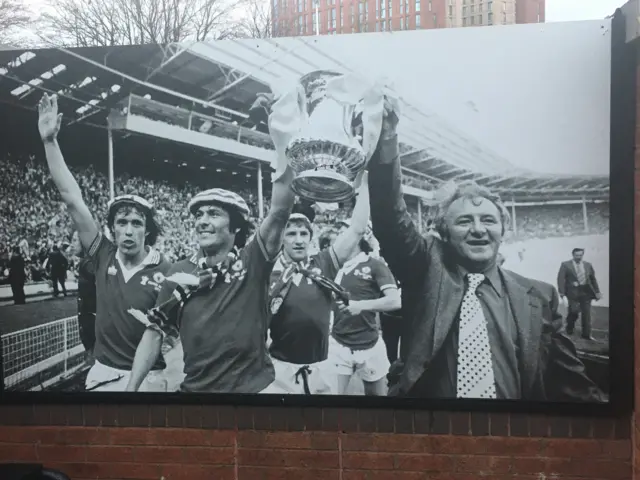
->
<box><xmin>9</xmin><ymin>246</ymin><xmax>26</xmax><ymax>305</ymax></box>
<box><xmin>47</xmin><ymin>245</ymin><xmax>69</xmax><ymax>297</ymax></box>
<box><xmin>367</xmin><ymin>99</ymin><xmax>604</xmax><ymax>402</ymax></box>
<box><xmin>557</xmin><ymin>248</ymin><xmax>602</xmax><ymax>340</ymax></box>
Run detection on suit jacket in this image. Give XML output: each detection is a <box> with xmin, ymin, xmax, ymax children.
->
<box><xmin>8</xmin><ymin>254</ymin><xmax>25</xmax><ymax>283</ymax></box>
<box><xmin>368</xmin><ymin>136</ymin><xmax>605</xmax><ymax>403</ymax></box>
<box><xmin>557</xmin><ymin>260</ymin><xmax>600</xmax><ymax>301</ymax></box>
<box><xmin>48</xmin><ymin>251</ymin><xmax>69</xmax><ymax>276</ymax></box>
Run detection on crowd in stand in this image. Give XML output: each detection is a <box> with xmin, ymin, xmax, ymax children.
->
<box><xmin>0</xmin><ymin>152</ymin><xmax>610</xmax><ymax>285</ymax></box>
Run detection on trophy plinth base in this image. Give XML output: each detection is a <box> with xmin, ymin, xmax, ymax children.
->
<box><xmin>292</xmin><ymin>169</ymin><xmax>355</xmax><ymax>204</ymax></box>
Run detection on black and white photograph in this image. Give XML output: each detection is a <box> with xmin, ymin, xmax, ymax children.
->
<box><xmin>0</xmin><ymin>18</ymin><xmax>613</xmax><ymax>404</ymax></box>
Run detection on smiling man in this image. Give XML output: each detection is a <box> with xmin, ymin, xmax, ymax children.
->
<box><xmin>38</xmin><ymin>94</ymin><xmax>171</xmax><ymax>392</ymax></box>
<box><xmin>367</xmin><ymin>99</ymin><xmax>605</xmax><ymax>402</ymax></box>
<box><xmin>127</xmin><ymin>179</ymin><xmax>296</xmax><ymax>393</ymax></box>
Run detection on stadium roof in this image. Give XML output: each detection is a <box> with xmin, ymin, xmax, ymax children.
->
<box><xmin>0</xmin><ymin>40</ymin><xmax>610</xmax><ymax>200</ymax></box>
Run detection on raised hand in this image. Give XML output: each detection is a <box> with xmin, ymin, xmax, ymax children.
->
<box><xmin>38</xmin><ymin>94</ymin><xmax>62</xmax><ymax>142</ymax></box>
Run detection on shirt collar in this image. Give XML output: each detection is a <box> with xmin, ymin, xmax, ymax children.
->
<box><xmin>459</xmin><ymin>264</ymin><xmax>503</xmax><ymax>297</ymax></box>
<box><xmin>117</xmin><ymin>247</ymin><xmax>161</xmax><ymax>267</ymax></box>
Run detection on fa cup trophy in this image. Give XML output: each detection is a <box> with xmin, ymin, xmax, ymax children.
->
<box><xmin>250</xmin><ymin>70</ymin><xmax>385</xmax><ymax>204</ymax></box>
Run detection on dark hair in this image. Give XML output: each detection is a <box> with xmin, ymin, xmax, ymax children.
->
<box><xmin>572</xmin><ymin>248</ymin><xmax>585</xmax><ymax>255</ymax></box>
<box><xmin>318</xmin><ymin>228</ymin><xmax>337</xmax><ymax>250</ymax></box>
<box><xmin>359</xmin><ymin>238</ymin><xmax>373</xmax><ymax>254</ymax></box>
<box><xmin>229</xmin><ymin>209</ymin><xmax>251</xmax><ymax>248</ymax></box>
<box><xmin>107</xmin><ymin>203</ymin><xmax>163</xmax><ymax>247</ymax></box>
<box><xmin>202</xmin><ymin>202</ymin><xmax>251</xmax><ymax>249</ymax></box>
<box><xmin>291</xmin><ymin>201</ymin><xmax>316</xmax><ymax>223</ymax></box>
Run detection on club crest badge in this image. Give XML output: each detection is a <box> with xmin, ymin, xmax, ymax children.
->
<box><xmin>270</xmin><ymin>296</ymin><xmax>284</xmax><ymax>315</ymax></box>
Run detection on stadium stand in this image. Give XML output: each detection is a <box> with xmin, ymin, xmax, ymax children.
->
<box><xmin>0</xmin><ymin>150</ymin><xmax>610</xmax><ymax>284</ymax></box>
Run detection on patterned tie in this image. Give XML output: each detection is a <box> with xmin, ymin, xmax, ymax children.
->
<box><xmin>456</xmin><ymin>273</ymin><xmax>497</xmax><ymax>399</ymax></box>
<box><xmin>576</xmin><ymin>263</ymin><xmax>586</xmax><ymax>285</ymax></box>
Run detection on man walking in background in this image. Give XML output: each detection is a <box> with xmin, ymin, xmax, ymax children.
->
<box><xmin>47</xmin><ymin>244</ymin><xmax>68</xmax><ymax>297</ymax></box>
<box><xmin>557</xmin><ymin>248</ymin><xmax>602</xmax><ymax>340</ymax></box>
<box><xmin>9</xmin><ymin>246</ymin><xmax>26</xmax><ymax>305</ymax></box>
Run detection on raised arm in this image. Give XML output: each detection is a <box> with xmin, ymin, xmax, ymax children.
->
<box><xmin>367</xmin><ymin>100</ymin><xmax>429</xmax><ymax>285</ymax></box>
<box><xmin>258</xmin><ymin>167</ymin><xmax>296</xmax><ymax>259</ymax></box>
<box><xmin>38</xmin><ymin>94</ymin><xmax>98</xmax><ymax>251</ymax></box>
<box><xmin>332</xmin><ymin>173</ymin><xmax>370</xmax><ymax>264</ymax></box>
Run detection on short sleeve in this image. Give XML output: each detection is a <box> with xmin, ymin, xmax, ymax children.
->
<box><xmin>373</xmin><ymin>259</ymin><xmax>398</xmax><ymax>292</ymax></box>
<box><xmin>241</xmin><ymin>233</ymin><xmax>276</xmax><ymax>283</ymax></box>
<box><xmin>86</xmin><ymin>232</ymin><xmax>114</xmax><ymax>272</ymax></box>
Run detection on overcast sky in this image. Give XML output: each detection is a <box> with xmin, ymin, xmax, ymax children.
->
<box><xmin>546</xmin><ymin>0</ymin><xmax>625</xmax><ymax>23</ymax></box>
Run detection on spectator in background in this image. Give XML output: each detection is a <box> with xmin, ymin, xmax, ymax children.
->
<box><xmin>9</xmin><ymin>245</ymin><xmax>26</xmax><ymax>305</ymax></box>
<box><xmin>47</xmin><ymin>244</ymin><xmax>68</xmax><ymax>297</ymax></box>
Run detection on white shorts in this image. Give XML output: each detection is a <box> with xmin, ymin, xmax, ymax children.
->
<box><xmin>262</xmin><ymin>357</ymin><xmax>335</xmax><ymax>395</ymax></box>
<box><xmin>85</xmin><ymin>360</ymin><xmax>167</xmax><ymax>392</ymax></box>
<box><xmin>328</xmin><ymin>336</ymin><xmax>390</xmax><ymax>383</ymax></box>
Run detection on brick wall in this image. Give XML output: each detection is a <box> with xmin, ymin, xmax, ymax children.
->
<box><xmin>0</xmin><ymin>405</ymin><xmax>632</xmax><ymax>480</ymax></box>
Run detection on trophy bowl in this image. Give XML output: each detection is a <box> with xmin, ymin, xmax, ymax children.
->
<box><xmin>286</xmin><ymin>70</ymin><xmax>367</xmax><ymax>204</ymax></box>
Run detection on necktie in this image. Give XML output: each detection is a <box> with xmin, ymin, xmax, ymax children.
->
<box><xmin>456</xmin><ymin>273</ymin><xmax>497</xmax><ymax>399</ymax></box>
<box><xmin>576</xmin><ymin>263</ymin><xmax>586</xmax><ymax>285</ymax></box>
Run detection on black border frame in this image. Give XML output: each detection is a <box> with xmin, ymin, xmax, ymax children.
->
<box><xmin>0</xmin><ymin>10</ymin><xmax>635</xmax><ymax>416</ymax></box>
